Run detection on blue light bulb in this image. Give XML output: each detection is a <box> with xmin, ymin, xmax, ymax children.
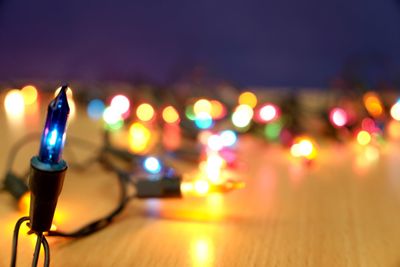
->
<box><xmin>38</xmin><ymin>85</ymin><xmax>70</xmax><ymax>164</ymax></box>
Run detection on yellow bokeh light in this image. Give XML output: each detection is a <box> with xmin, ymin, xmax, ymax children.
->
<box><xmin>128</xmin><ymin>122</ymin><xmax>152</xmax><ymax>153</ymax></box>
<box><xmin>290</xmin><ymin>137</ymin><xmax>318</xmax><ymax>160</ymax></box>
<box><xmin>4</xmin><ymin>89</ymin><xmax>25</xmax><ymax>117</ymax></box>
<box><xmin>180</xmin><ymin>179</ymin><xmax>245</xmax><ymax>197</ymax></box>
<box><xmin>136</xmin><ymin>103</ymin><xmax>155</xmax><ymax>122</ymax></box>
<box><xmin>357</xmin><ymin>130</ymin><xmax>371</xmax><ymax>146</ymax></box>
<box><xmin>193</xmin><ymin>99</ymin><xmax>212</xmax><ymax>116</ymax></box>
<box><xmin>180</xmin><ymin>181</ymin><xmax>194</xmax><ymax>194</ymax></box>
<box><xmin>232</xmin><ymin>104</ymin><xmax>254</xmax><ymax>128</ymax></box>
<box><xmin>21</xmin><ymin>85</ymin><xmax>38</xmax><ymax>105</ymax></box>
<box><xmin>238</xmin><ymin>91</ymin><xmax>257</xmax><ymax>108</ymax></box>
<box><xmin>363</xmin><ymin>92</ymin><xmax>383</xmax><ymax>118</ymax></box>
<box><xmin>210</xmin><ymin>100</ymin><xmax>225</xmax><ymax>119</ymax></box>
<box><xmin>194</xmin><ymin>180</ymin><xmax>210</xmax><ymax>195</ymax></box>
<box><xmin>162</xmin><ymin>105</ymin><xmax>180</xmax><ymax>124</ymax></box>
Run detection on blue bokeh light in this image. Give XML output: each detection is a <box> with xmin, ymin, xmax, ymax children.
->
<box><xmin>87</xmin><ymin>99</ymin><xmax>105</xmax><ymax>120</ymax></box>
<box><xmin>143</xmin><ymin>157</ymin><xmax>162</xmax><ymax>174</ymax></box>
<box><xmin>194</xmin><ymin>113</ymin><xmax>213</xmax><ymax>129</ymax></box>
<box><xmin>220</xmin><ymin>130</ymin><xmax>238</xmax><ymax>147</ymax></box>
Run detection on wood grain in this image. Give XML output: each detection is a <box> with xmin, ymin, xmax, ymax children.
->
<box><xmin>1</xmin><ymin>105</ymin><xmax>400</xmax><ymax>267</ymax></box>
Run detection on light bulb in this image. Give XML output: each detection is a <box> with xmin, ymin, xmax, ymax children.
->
<box><xmin>38</xmin><ymin>85</ymin><xmax>70</xmax><ymax>164</ymax></box>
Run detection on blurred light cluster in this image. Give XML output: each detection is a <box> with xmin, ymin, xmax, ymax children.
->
<box><xmin>290</xmin><ymin>136</ymin><xmax>318</xmax><ymax>160</ymax></box>
<box><xmin>4</xmin><ymin>85</ymin><xmax>39</xmax><ymax>119</ymax></box>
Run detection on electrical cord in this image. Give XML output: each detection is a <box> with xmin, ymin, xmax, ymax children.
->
<box><xmin>31</xmin><ymin>233</ymin><xmax>43</xmax><ymax>267</ymax></box>
<box><xmin>6</xmin><ymin>132</ymin><xmax>181</xmax><ymax>267</ymax></box>
<box><xmin>10</xmin><ymin>216</ymin><xmax>50</xmax><ymax>267</ymax></box>
<box><xmin>3</xmin><ymin>133</ymin><xmax>139</xmax><ymax>238</ymax></box>
<box><xmin>47</xmin><ymin>170</ymin><xmax>134</xmax><ymax>238</ymax></box>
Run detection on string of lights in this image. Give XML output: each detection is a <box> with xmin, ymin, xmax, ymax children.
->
<box><xmin>3</xmin><ymin>82</ymin><xmax>400</xmax><ymax>265</ymax></box>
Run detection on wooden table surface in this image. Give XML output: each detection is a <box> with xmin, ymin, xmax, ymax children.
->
<box><xmin>1</xmin><ymin>104</ymin><xmax>400</xmax><ymax>267</ymax></box>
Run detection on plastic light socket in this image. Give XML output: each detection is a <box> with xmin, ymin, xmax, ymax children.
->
<box><xmin>29</xmin><ymin>156</ymin><xmax>67</xmax><ymax>233</ymax></box>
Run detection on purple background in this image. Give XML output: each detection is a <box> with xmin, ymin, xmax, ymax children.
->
<box><xmin>0</xmin><ymin>0</ymin><xmax>399</xmax><ymax>87</ymax></box>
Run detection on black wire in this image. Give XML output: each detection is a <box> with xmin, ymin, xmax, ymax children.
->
<box><xmin>31</xmin><ymin>233</ymin><xmax>42</xmax><ymax>267</ymax></box>
<box><xmin>10</xmin><ymin>216</ymin><xmax>30</xmax><ymax>267</ymax></box>
<box><xmin>47</xmin><ymin>171</ymin><xmax>132</xmax><ymax>238</ymax></box>
<box><xmin>5</xmin><ymin>134</ymin><xmax>140</xmax><ymax>239</ymax></box>
<box><xmin>41</xmin><ymin>236</ymin><xmax>50</xmax><ymax>267</ymax></box>
<box><xmin>10</xmin><ymin>217</ymin><xmax>50</xmax><ymax>267</ymax></box>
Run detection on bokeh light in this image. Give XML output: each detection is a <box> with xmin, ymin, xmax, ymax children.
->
<box><xmin>363</xmin><ymin>92</ymin><xmax>383</xmax><ymax>118</ymax></box>
<box><xmin>136</xmin><ymin>103</ymin><xmax>155</xmax><ymax>122</ymax></box>
<box><xmin>204</xmin><ymin>153</ymin><xmax>226</xmax><ymax>183</ymax></box>
<box><xmin>103</xmin><ymin>106</ymin><xmax>124</xmax><ymax>131</ymax></box>
<box><xmin>143</xmin><ymin>156</ymin><xmax>162</xmax><ymax>174</ymax></box>
<box><xmin>207</xmin><ymin>134</ymin><xmax>223</xmax><ymax>151</ymax></box>
<box><xmin>162</xmin><ymin>123</ymin><xmax>182</xmax><ymax>150</ymax></box>
<box><xmin>128</xmin><ymin>122</ymin><xmax>152</xmax><ymax>153</ymax></box>
<box><xmin>258</xmin><ymin>104</ymin><xmax>279</xmax><ymax>122</ymax></box>
<box><xmin>195</xmin><ymin>112</ymin><xmax>213</xmax><ymax>129</ymax></box>
<box><xmin>329</xmin><ymin>107</ymin><xmax>348</xmax><ymax>128</ymax></box>
<box><xmin>185</xmin><ymin>105</ymin><xmax>196</xmax><ymax>121</ymax></box>
<box><xmin>264</xmin><ymin>121</ymin><xmax>283</xmax><ymax>141</ymax></box>
<box><xmin>4</xmin><ymin>89</ymin><xmax>25</xmax><ymax>117</ymax></box>
<box><xmin>87</xmin><ymin>99</ymin><xmax>105</xmax><ymax>120</ymax></box>
<box><xmin>387</xmin><ymin>120</ymin><xmax>400</xmax><ymax>140</ymax></box>
<box><xmin>210</xmin><ymin>100</ymin><xmax>226</xmax><ymax>120</ymax></box>
<box><xmin>390</xmin><ymin>100</ymin><xmax>400</xmax><ymax>121</ymax></box>
<box><xmin>238</xmin><ymin>91</ymin><xmax>257</xmax><ymax>108</ymax></box>
<box><xmin>232</xmin><ymin>104</ymin><xmax>253</xmax><ymax>128</ymax></box>
<box><xmin>194</xmin><ymin>99</ymin><xmax>212</xmax><ymax>116</ymax></box>
<box><xmin>219</xmin><ymin>130</ymin><xmax>237</xmax><ymax>147</ymax></box>
<box><xmin>357</xmin><ymin>130</ymin><xmax>371</xmax><ymax>146</ymax></box>
<box><xmin>162</xmin><ymin>105</ymin><xmax>180</xmax><ymax>124</ymax></box>
<box><xmin>110</xmin><ymin>94</ymin><xmax>130</xmax><ymax>117</ymax></box>
<box><xmin>361</xmin><ymin>118</ymin><xmax>378</xmax><ymax>133</ymax></box>
<box><xmin>194</xmin><ymin>180</ymin><xmax>210</xmax><ymax>195</ymax></box>
<box><xmin>290</xmin><ymin>137</ymin><xmax>318</xmax><ymax>160</ymax></box>
<box><xmin>21</xmin><ymin>85</ymin><xmax>38</xmax><ymax>105</ymax></box>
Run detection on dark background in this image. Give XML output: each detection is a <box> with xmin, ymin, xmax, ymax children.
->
<box><xmin>0</xmin><ymin>0</ymin><xmax>399</xmax><ymax>87</ymax></box>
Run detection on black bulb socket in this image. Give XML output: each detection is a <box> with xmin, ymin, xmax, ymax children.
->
<box><xmin>29</xmin><ymin>156</ymin><xmax>67</xmax><ymax>233</ymax></box>
<box><xmin>136</xmin><ymin>176</ymin><xmax>182</xmax><ymax>198</ymax></box>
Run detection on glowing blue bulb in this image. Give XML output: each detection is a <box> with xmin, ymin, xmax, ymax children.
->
<box><xmin>87</xmin><ymin>99</ymin><xmax>105</xmax><ymax>120</ymax></box>
<box><xmin>38</xmin><ymin>86</ymin><xmax>70</xmax><ymax>164</ymax></box>
<box><xmin>220</xmin><ymin>130</ymin><xmax>237</xmax><ymax>147</ymax></box>
<box><xmin>143</xmin><ymin>157</ymin><xmax>162</xmax><ymax>174</ymax></box>
<box><xmin>48</xmin><ymin>129</ymin><xmax>58</xmax><ymax>146</ymax></box>
<box><xmin>194</xmin><ymin>113</ymin><xmax>213</xmax><ymax>129</ymax></box>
